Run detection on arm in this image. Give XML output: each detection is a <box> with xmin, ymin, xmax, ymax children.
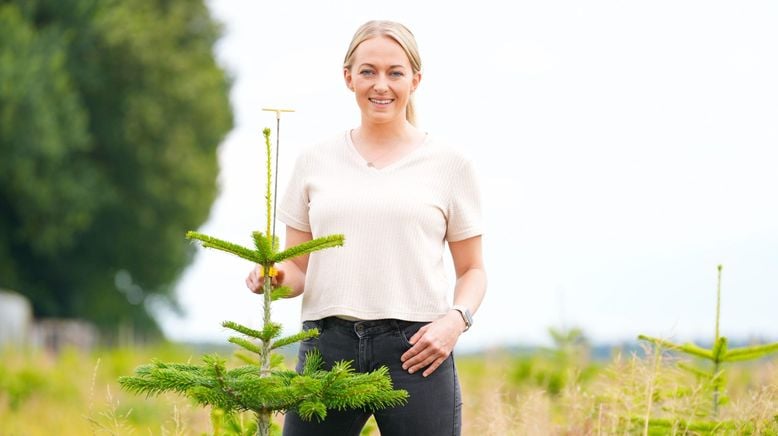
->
<box><xmin>449</xmin><ymin>235</ymin><xmax>487</xmax><ymax>316</ymax></box>
<box><xmin>400</xmin><ymin>235</ymin><xmax>487</xmax><ymax>377</ymax></box>
<box><xmin>245</xmin><ymin>225</ymin><xmax>313</xmax><ymax>298</ymax></box>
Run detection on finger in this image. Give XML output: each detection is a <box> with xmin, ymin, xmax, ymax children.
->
<box><xmin>248</xmin><ymin>268</ymin><xmax>259</xmax><ymax>284</ymax></box>
<box><xmin>401</xmin><ymin>327</ymin><xmax>427</xmax><ymax>362</ymax></box>
<box><xmin>408</xmin><ymin>353</ymin><xmax>438</xmax><ymax>374</ymax></box>
<box><xmin>402</xmin><ymin>345</ymin><xmax>434</xmax><ymax>371</ymax></box>
<box><xmin>401</xmin><ymin>342</ymin><xmax>424</xmax><ymax>366</ymax></box>
<box><xmin>407</xmin><ymin>338</ymin><xmax>452</xmax><ymax>372</ymax></box>
<box><xmin>422</xmin><ymin>357</ymin><xmax>446</xmax><ymax>378</ymax></box>
<box><xmin>400</xmin><ymin>337</ymin><xmax>428</xmax><ymax>363</ymax></box>
<box><xmin>255</xmin><ymin>268</ymin><xmax>281</xmax><ymax>286</ymax></box>
<box><xmin>400</xmin><ymin>349</ymin><xmax>413</xmax><ymax>363</ymax></box>
<box><xmin>408</xmin><ymin>325</ymin><xmax>428</xmax><ymax>345</ymax></box>
<box><xmin>246</xmin><ymin>274</ymin><xmax>262</xmax><ymax>294</ymax></box>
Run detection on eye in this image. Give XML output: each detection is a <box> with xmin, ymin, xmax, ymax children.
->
<box><xmin>359</xmin><ymin>69</ymin><xmax>375</xmax><ymax>76</ymax></box>
<box><xmin>389</xmin><ymin>71</ymin><xmax>405</xmax><ymax>77</ymax></box>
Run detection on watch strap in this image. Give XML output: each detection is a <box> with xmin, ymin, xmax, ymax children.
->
<box><xmin>451</xmin><ymin>304</ymin><xmax>473</xmax><ymax>332</ymax></box>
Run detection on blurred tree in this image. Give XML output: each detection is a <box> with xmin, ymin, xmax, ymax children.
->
<box><xmin>0</xmin><ymin>0</ymin><xmax>232</xmax><ymax>338</ymax></box>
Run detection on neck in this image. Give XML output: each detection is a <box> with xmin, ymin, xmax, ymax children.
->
<box><xmin>356</xmin><ymin>119</ymin><xmax>416</xmax><ymax>149</ymax></box>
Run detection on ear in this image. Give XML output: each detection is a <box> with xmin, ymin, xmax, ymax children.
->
<box><xmin>344</xmin><ymin>67</ymin><xmax>354</xmax><ymax>91</ymax></box>
<box><xmin>412</xmin><ymin>71</ymin><xmax>422</xmax><ymax>93</ymax></box>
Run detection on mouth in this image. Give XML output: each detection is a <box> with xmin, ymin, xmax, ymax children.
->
<box><xmin>369</xmin><ymin>98</ymin><xmax>394</xmax><ymax>105</ymax></box>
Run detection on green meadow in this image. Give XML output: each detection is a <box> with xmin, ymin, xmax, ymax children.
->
<box><xmin>2</xmin><ymin>339</ymin><xmax>776</xmax><ymax>435</ymax></box>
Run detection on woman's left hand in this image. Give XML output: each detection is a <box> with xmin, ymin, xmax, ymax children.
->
<box><xmin>400</xmin><ymin>311</ymin><xmax>466</xmax><ymax>377</ymax></box>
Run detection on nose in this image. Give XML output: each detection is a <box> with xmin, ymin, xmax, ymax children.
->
<box><xmin>373</xmin><ymin>74</ymin><xmax>389</xmax><ymax>93</ymax></box>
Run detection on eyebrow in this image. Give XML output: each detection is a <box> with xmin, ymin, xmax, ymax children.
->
<box><xmin>357</xmin><ymin>63</ymin><xmax>408</xmax><ymax>70</ymax></box>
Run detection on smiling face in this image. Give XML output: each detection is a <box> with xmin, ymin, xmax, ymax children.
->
<box><xmin>344</xmin><ymin>36</ymin><xmax>421</xmax><ymax>127</ymax></box>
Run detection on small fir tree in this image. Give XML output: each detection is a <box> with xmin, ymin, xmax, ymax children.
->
<box><xmin>119</xmin><ymin>127</ymin><xmax>408</xmax><ymax>436</ymax></box>
<box><xmin>638</xmin><ymin>264</ymin><xmax>778</xmax><ymax>430</ymax></box>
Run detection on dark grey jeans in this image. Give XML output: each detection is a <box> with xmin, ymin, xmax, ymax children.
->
<box><xmin>282</xmin><ymin>317</ymin><xmax>462</xmax><ymax>436</ymax></box>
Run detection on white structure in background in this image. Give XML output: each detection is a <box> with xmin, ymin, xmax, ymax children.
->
<box><xmin>0</xmin><ymin>289</ymin><xmax>33</xmax><ymax>347</ymax></box>
<box><xmin>31</xmin><ymin>318</ymin><xmax>99</xmax><ymax>352</ymax></box>
<box><xmin>0</xmin><ymin>289</ymin><xmax>98</xmax><ymax>352</ymax></box>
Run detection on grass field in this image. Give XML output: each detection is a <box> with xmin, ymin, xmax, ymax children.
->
<box><xmin>1</xmin><ymin>341</ymin><xmax>777</xmax><ymax>435</ymax></box>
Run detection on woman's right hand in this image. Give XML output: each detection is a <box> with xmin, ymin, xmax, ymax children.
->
<box><xmin>245</xmin><ymin>264</ymin><xmax>286</xmax><ymax>294</ymax></box>
<box><xmin>245</xmin><ymin>226</ymin><xmax>311</xmax><ymax>297</ymax></box>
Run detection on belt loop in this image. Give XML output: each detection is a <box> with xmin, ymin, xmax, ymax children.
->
<box><xmin>354</xmin><ymin>321</ymin><xmax>365</xmax><ymax>337</ymax></box>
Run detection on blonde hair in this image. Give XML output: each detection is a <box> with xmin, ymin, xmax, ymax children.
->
<box><xmin>343</xmin><ymin>20</ymin><xmax>422</xmax><ymax>126</ymax></box>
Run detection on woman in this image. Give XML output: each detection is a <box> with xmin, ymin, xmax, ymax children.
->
<box><xmin>246</xmin><ymin>20</ymin><xmax>486</xmax><ymax>436</ymax></box>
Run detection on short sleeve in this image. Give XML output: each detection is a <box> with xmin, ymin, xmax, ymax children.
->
<box><xmin>278</xmin><ymin>153</ymin><xmax>312</xmax><ymax>232</ymax></box>
<box><xmin>445</xmin><ymin>158</ymin><xmax>483</xmax><ymax>242</ymax></box>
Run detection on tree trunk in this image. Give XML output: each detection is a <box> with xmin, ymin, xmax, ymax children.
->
<box><xmin>255</xmin><ymin>272</ymin><xmax>274</xmax><ymax>435</ymax></box>
<box><xmin>256</xmin><ymin>410</ymin><xmax>271</xmax><ymax>436</ymax></box>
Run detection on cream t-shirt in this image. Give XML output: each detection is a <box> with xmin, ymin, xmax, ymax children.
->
<box><xmin>278</xmin><ymin>131</ymin><xmax>482</xmax><ymax>322</ymax></box>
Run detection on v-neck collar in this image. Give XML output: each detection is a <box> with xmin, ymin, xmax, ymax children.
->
<box><xmin>345</xmin><ymin>130</ymin><xmax>430</xmax><ymax>172</ymax></box>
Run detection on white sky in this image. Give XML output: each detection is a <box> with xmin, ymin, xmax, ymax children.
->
<box><xmin>159</xmin><ymin>0</ymin><xmax>778</xmax><ymax>351</ymax></box>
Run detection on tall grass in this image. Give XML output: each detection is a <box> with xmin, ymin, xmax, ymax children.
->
<box><xmin>457</xmin><ymin>347</ymin><xmax>778</xmax><ymax>435</ymax></box>
<box><xmin>0</xmin><ymin>344</ymin><xmax>217</xmax><ymax>435</ymax></box>
<box><xmin>2</xmin><ymin>343</ymin><xmax>776</xmax><ymax>435</ymax></box>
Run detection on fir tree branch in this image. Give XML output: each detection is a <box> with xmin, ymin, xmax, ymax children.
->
<box><xmin>118</xmin><ymin>365</ymin><xmax>213</xmax><ymax>397</ymax></box>
<box><xmin>302</xmin><ymin>350</ymin><xmax>325</xmax><ymax>376</ymax></box>
<box><xmin>234</xmin><ymin>352</ymin><xmax>260</xmax><ymax>366</ymax></box>
<box><xmin>186</xmin><ymin>231</ymin><xmax>261</xmax><ymax>264</ymax></box>
<box><xmin>712</xmin><ymin>336</ymin><xmax>728</xmax><ymax>362</ymax></box>
<box><xmin>677</xmin><ymin>362</ymin><xmax>714</xmax><ymax>380</ymax></box>
<box><xmin>723</xmin><ymin>341</ymin><xmax>778</xmax><ymax>362</ymax></box>
<box><xmin>228</xmin><ymin>337</ymin><xmax>261</xmax><ymax>354</ymax></box>
<box><xmin>210</xmin><ymin>355</ymin><xmax>246</xmax><ymax>407</ymax></box>
<box><xmin>270</xmin><ymin>286</ymin><xmax>293</xmax><ymax>301</ymax></box>
<box><xmin>229</xmin><ymin>374</ymin><xmax>302</xmax><ymax>410</ymax></box>
<box><xmin>298</xmin><ymin>400</ymin><xmax>327</xmax><ymax>421</ymax></box>
<box><xmin>638</xmin><ymin>335</ymin><xmax>713</xmax><ymax>360</ymax></box>
<box><xmin>252</xmin><ymin>231</ymin><xmax>275</xmax><ymax>264</ymax></box>
<box><xmin>201</xmin><ymin>354</ymin><xmax>228</xmax><ymax>374</ymax></box>
<box><xmin>189</xmin><ymin>385</ymin><xmax>237</xmax><ymax>411</ymax></box>
<box><xmin>321</xmin><ymin>364</ymin><xmax>408</xmax><ymax>411</ymax></box>
<box><xmin>271</xmin><ymin>329</ymin><xmax>319</xmax><ymax>350</ymax></box>
<box><xmin>258</xmin><ymin>322</ymin><xmax>283</xmax><ymax>342</ymax></box>
<box><xmin>676</xmin><ymin>343</ymin><xmax>714</xmax><ymax>360</ymax></box>
<box><xmin>210</xmin><ymin>362</ymin><xmax>294</xmax><ymax>411</ymax></box>
<box><xmin>222</xmin><ymin>321</ymin><xmax>263</xmax><ymax>339</ymax></box>
<box><xmin>271</xmin><ymin>369</ymin><xmax>299</xmax><ymax>382</ymax></box>
<box><xmin>121</xmin><ymin>355</ymin><xmax>409</xmax><ymax>423</ymax></box>
<box><xmin>273</xmin><ymin>235</ymin><xmax>345</xmax><ymax>263</ymax></box>
<box><xmin>227</xmin><ymin>366</ymin><xmax>262</xmax><ymax>378</ymax></box>
<box><xmin>139</xmin><ymin>360</ymin><xmax>202</xmax><ymax>374</ymax></box>
<box><xmin>270</xmin><ymin>353</ymin><xmax>286</xmax><ymax>369</ymax></box>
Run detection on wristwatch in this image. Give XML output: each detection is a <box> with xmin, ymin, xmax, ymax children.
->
<box><xmin>451</xmin><ymin>305</ymin><xmax>473</xmax><ymax>332</ymax></box>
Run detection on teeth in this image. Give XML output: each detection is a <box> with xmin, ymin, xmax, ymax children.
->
<box><xmin>370</xmin><ymin>98</ymin><xmax>392</xmax><ymax>104</ymax></box>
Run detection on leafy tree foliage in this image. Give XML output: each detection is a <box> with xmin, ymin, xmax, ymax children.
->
<box><xmin>0</xmin><ymin>0</ymin><xmax>233</xmax><ymax>337</ymax></box>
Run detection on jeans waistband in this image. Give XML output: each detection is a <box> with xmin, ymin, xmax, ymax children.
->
<box><xmin>320</xmin><ymin>316</ymin><xmax>421</xmax><ymax>337</ymax></box>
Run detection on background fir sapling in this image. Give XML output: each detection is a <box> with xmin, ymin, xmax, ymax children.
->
<box><xmin>638</xmin><ymin>265</ymin><xmax>778</xmax><ymax>430</ymax></box>
<box><xmin>119</xmin><ymin>128</ymin><xmax>408</xmax><ymax>436</ymax></box>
